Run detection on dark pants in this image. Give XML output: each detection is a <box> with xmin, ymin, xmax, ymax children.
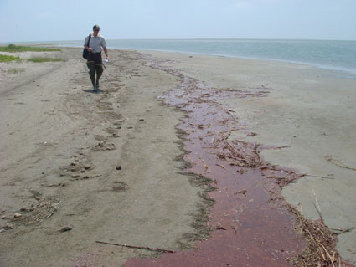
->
<box><xmin>86</xmin><ymin>53</ymin><xmax>103</xmax><ymax>87</ymax></box>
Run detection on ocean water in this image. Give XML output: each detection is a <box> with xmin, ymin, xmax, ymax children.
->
<box><xmin>57</xmin><ymin>38</ymin><xmax>356</xmax><ymax>76</ymax></box>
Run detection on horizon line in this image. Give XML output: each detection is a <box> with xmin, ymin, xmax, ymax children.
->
<box><xmin>1</xmin><ymin>37</ymin><xmax>356</xmax><ymax>44</ymax></box>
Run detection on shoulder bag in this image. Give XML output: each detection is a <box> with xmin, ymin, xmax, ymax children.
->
<box><xmin>82</xmin><ymin>34</ymin><xmax>91</xmax><ymax>59</ymax></box>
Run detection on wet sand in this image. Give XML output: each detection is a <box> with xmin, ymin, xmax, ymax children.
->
<box><xmin>0</xmin><ymin>48</ymin><xmax>355</xmax><ymax>266</ymax></box>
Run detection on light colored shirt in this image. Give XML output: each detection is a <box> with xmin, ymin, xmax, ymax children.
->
<box><xmin>84</xmin><ymin>33</ymin><xmax>106</xmax><ymax>53</ymax></box>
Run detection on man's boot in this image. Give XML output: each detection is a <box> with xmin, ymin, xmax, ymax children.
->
<box><xmin>91</xmin><ymin>78</ymin><xmax>96</xmax><ymax>90</ymax></box>
<box><xmin>95</xmin><ymin>65</ymin><xmax>103</xmax><ymax>90</ymax></box>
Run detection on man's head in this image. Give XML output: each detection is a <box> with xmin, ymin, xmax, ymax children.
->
<box><xmin>93</xmin><ymin>24</ymin><xmax>100</xmax><ymax>36</ymax></box>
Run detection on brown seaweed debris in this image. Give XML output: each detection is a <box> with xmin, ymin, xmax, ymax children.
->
<box><xmin>264</xmin><ymin>166</ymin><xmax>352</xmax><ymax>267</ymax></box>
<box><xmin>288</xmin><ymin>205</ymin><xmax>352</xmax><ymax>267</ymax></box>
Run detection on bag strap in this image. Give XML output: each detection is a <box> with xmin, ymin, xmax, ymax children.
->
<box><xmin>88</xmin><ymin>34</ymin><xmax>91</xmax><ymax>47</ymax></box>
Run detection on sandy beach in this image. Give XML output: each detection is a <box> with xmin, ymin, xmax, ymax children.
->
<box><xmin>0</xmin><ymin>47</ymin><xmax>355</xmax><ymax>267</ymax></box>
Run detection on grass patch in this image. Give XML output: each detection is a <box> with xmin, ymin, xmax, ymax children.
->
<box><xmin>8</xmin><ymin>68</ymin><xmax>25</xmax><ymax>74</ymax></box>
<box><xmin>0</xmin><ymin>44</ymin><xmax>60</xmax><ymax>52</ymax></box>
<box><xmin>0</xmin><ymin>54</ymin><xmax>20</xmax><ymax>62</ymax></box>
<box><xmin>27</xmin><ymin>58</ymin><xmax>66</xmax><ymax>63</ymax></box>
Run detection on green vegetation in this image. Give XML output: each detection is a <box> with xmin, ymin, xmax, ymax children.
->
<box><xmin>27</xmin><ymin>58</ymin><xmax>66</xmax><ymax>63</ymax></box>
<box><xmin>7</xmin><ymin>68</ymin><xmax>25</xmax><ymax>74</ymax></box>
<box><xmin>0</xmin><ymin>44</ymin><xmax>60</xmax><ymax>52</ymax></box>
<box><xmin>0</xmin><ymin>54</ymin><xmax>20</xmax><ymax>62</ymax></box>
<box><xmin>0</xmin><ymin>53</ymin><xmax>66</xmax><ymax>63</ymax></box>
<box><xmin>0</xmin><ymin>44</ymin><xmax>65</xmax><ymax>63</ymax></box>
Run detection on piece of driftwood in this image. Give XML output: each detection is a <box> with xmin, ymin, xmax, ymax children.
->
<box><xmin>325</xmin><ymin>156</ymin><xmax>356</xmax><ymax>171</ymax></box>
<box><xmin>95</xmin><ymin>241</ymin><xmax>175</xmax><ymax>254</ymax></box>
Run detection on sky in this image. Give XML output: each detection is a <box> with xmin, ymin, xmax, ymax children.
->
<box><xmin>1</xmin><ymin>0</ymin><xmax>355</xmax><ymax>43</ymax></box>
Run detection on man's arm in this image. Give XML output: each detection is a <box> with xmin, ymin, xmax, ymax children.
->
<box><xmin>103</xmin><ymin>47</ymin><xmax>108</xmax><ymax>59</ymax></box>
<box><xmin>85</xmin><ymin>45</ymin><xmax>93</xmax><ymax>52</ymax></box>
<box><xmin>101</xmin><ymin>38</ymin><xmax>108</xmax><ymax>59</ymax></box>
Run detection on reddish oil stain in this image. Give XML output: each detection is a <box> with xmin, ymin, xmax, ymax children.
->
<box><xmin>124</xmin><ymin>57</ymin><xmax>307</xmax><ymax>267</ymax></box>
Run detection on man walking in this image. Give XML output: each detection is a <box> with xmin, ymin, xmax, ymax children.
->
<box><xmin>84</xmin><ymin>24</ymin><xmax>108</xmax><ymax>90</ymax></box>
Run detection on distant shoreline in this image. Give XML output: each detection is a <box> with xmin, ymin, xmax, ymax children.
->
<box><xmin>2</xmin><ymin>37</ymin><xmax>356</xmax><ymax>43</ymax></box>
<box><xmin>1</xmin><ymin>40</ymin><xmax>356</xmax><ymax>78</ymax></box>
<box><xmin>3</xmin><ymin>38</ymin><xmax>354</xmax><ymax>77</ymax></box>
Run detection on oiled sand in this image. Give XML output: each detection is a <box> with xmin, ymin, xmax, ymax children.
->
<box><xmin>0</xmin><ymin>48</ymin><xmax>355</xmax><ymax>266</ymax></box>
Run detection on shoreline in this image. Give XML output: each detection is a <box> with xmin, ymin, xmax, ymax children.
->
<box><xmin>137</xmin><ymin>49</ymin><xmax>356</xmax><ymax>78</ymax></box>
<box><xmin>4</xmin><ymin>38</ymin><xmax>356</xmax><ymax>77</ymax></box>
<box><xmin>86</xmin><ymin>47</ymin><xmax>356</xmax><ymax>78</ymax></box>
<box><xmin>1</xmin><ymin>47</ymin><xmax>355</xmax><ymax>266</ymax></box>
